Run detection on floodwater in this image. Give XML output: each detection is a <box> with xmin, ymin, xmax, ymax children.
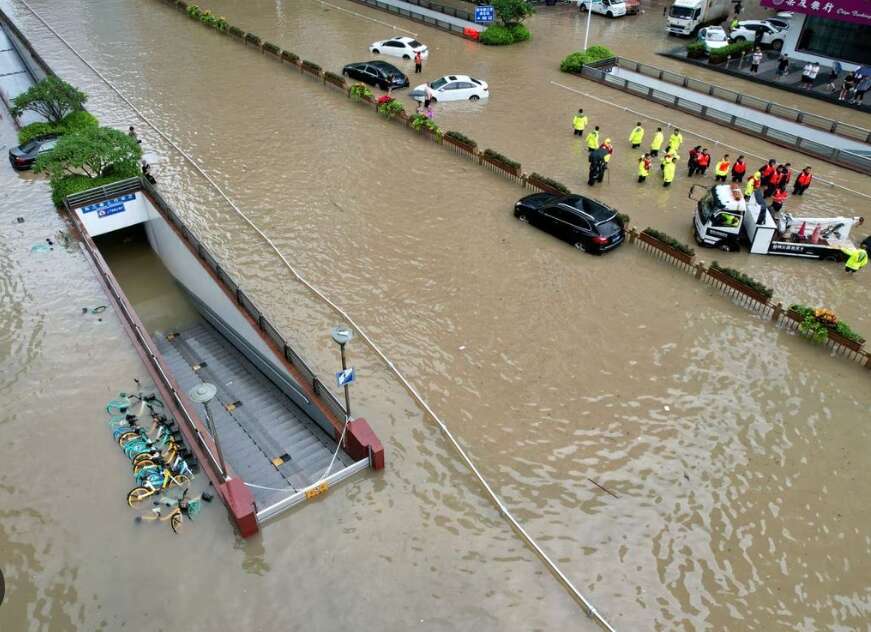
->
<box><xmin>1</xmin><ymin>1</ymin><xmax>869</xmax><ymax>631</ymax></box>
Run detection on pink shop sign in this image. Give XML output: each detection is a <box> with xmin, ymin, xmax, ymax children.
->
<box><xmin>761</xmin><ymin>0</ymin><xmax>871</xmax><ymax>26</ymax></box>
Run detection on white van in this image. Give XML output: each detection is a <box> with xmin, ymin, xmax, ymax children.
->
<box><xmin>578</xmin><ymin>0</ymin><xmax>628</xmax><ymax>18</ymax></box>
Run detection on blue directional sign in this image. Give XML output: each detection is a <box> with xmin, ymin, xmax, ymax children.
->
<box><xmin>336</xmin><ymin>368</ymin><xmax>355</xmax><ymax>387</ymax></box>
<box><xmin>81</xmin><ymin>193</ymin><xmax>135</xmax><ymax>216</ymax></box>
<box><xmin>475</xmin><ymin>5</ymin><xmax>495</xmax><ymax>24</ymax></box>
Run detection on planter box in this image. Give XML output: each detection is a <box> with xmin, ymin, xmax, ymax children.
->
<box><xmin>786</xmin><ymin>308</ymin><xmax>805</xmax><ymax>324</ymax></box>
<box><xmin>640</xmin><ymin>232</ymin><xmax>694</xmax><ymax>265</ymax></box>
<box><xmin>527</xmin><ymin>173</ymin><xmax>568</xmax><ymax>196</ymax></box>
<box><xmin>443</xmin><ymin>135</ymin><xmax>476</xmax><ymax>155</ymax></box>
<box><xmin>324</xmin><ymin>74</ymin><xmax>346</xmax><ymax>90</ymax></box>
<box><xmin>828</xmin><ymin>330</ymin><xmax>865</xmax><ymax>352</ymax></box>
<box><xmin>707</xmin><ymin>267</ymin><xmax>769</xmax><ymax>303</ymax></box>
<box><xmin>482</xmin><ymin>154</ymin><xmax>520</xmax><ymax>177</ymax></box>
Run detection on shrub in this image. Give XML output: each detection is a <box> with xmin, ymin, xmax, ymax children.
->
<box><xmin>789</xmin><ymin>304</ymin><xmax>865</xmax><ymax>344</ymax></box>
<box><xmin>17</xmin><ymin>110</ymin><xmax>98</xmax><ymax>145</ymax></box>
<box><xmin>186</xmin><ymin>4</ymin><xmax>202</xmax><ymax>18</ymax></box>
<box><xmin>642</xmin><ymin>227</ymin><xmax>695</xmax><ymax>257</ymax></box>
<box><xmin>528</xmin><ymin>173</ymin><xmax>570</xmax><ymax>194</ymax></box>
<box><xmin>245</xmin><ymin>33</ymin><xmax>261</xmax><ymax>46</ymax></box>
<box><xmin>617</xmin><ymin>213</ymin><xmax>630</xmax><ymax>226</ymax></box>
<box><xmin>200</xmin><ymin>10</ymin><xmax>220</xmax><ymax>27</ymax></box>
<box><xmin>228</xmin><ymin>25</ymin><xmax>243</xmax><ymax>38</ymax></box>
<box><xmin>493</xmin><ymin>0</ymin><xmax>534</xmax><ymax>26</ymax></box>
<box><xmin>11</xmin><ymin>76</ymin><xmax>87</xmax><ymax>125</ymax></box>
<box><xmin>61</xmin><ymin>110</ymin><xmax>99</xmax><ymax>132</ymax></box>
<box><xmin>708</xmin><ymin>40</ymin><xmax>753</xmax><ymax>64</ymax></box>
<box><xmin>214</xmin><ymin>16</ymin><xmax>229</xmax><ymax>32</ymax></box>
<box><xmin>50</xmin><ymin>173</ymin><xmax>137</xmax><ymax>208</ymax></box>
<box><xmin>480</xmin><ymin>25</ymin><xmax>515</xmax><ymax>46</ymax></box>
<box><xmin>377</xmin><ymin>97</ymin><xmax>405</xmax><ymax>118</ymax></box>
<box><xmin>409</xmin><ymin>114</ymin><xmax>440</xmax><ymax>135</ymax></box>
<box><xmin>508</xmin><ymin>23</ymin><xmax>531</xmax><ymax>42</ymax></box>
<box><xmin>483</xmin><ymin>148</ymin><xmax>520</xmax><ymax>170</ymax></box>
<box><xmin>710</xmin><ymin>261</ymin><xmax>772</xmax><ymax>299</ymax></box>
<box><xmin>559</xmin><ymin>45</ymin><xmax>615</xmax><ymax>73</ymax></box>
<box><xmin>18</xmin><ymin>122</ymin><xmax>61</xmax><ymax>145</ymax></box>
<box><xmin>349</xmin><ymin>83</ymin><xmax>373</xmax><ymax>101</ymax></box>
<box><xmin>445</xmin><ymin>130</ymin><xmax>477</xmax><ymax>149</ymax></box>
<box><xmin>834</xmin><ymin>320</ymin><xmax>864</xmax><ymax>343</ymax></box>
<box><xmin>262</xmin><ymin>41</ymin><xmax>281</xmax><ymax>55</ymax></box>
<box><xmin>686</xmin><ymin>42</ymin><xmax>706</xmax><ymax>59</ymax></box>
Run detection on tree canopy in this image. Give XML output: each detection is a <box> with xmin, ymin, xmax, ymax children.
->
<box><xmin>35</xmin><ymin>126</ymin><xmax>142</xmax><ymax>181</ymax></box>
<box><xmin>11</xmin><ymin>76</ymin><xmax>87</xmax><ymax>125</ymax></box>
<box><xmin>493</xmin><ymin>0</ymin><xmax>534</xmax><ymax>26</ymax></box>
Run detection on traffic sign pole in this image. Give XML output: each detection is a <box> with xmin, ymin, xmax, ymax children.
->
<box><xmin>340</xmin><ymin>342</ymin><xmax>351</xmax><ymax>419</ymax></box>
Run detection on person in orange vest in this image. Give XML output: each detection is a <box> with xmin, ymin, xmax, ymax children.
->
<box><xmin>731</xmin><ymin>155</ymin><xmax>747</xmax><ymax>183</ymax></box>
<box><xmin>695</xmin><ymin>149</ymin><xmax>711</xmax><ymax>176</ymax></box>
<box><xmin>764</xmin><ymin>167</ymin><xmax>783</xmax><ymax>198</ymax></box>
<box><xmin>714</xmin><ymin>154</ymin><xmax>731</xmax><ymax>182</ymax></box>
<box><xmin>793</xmin><ymin>166</ymin><xmax>813</xmax><ymax>195</ymax></box>
<box><xmin>637</xmin><ymin>153</ymin><xmax>652</xmax><ymax>183</ymax></box>
<box><xmin>771</xmin><ymin>187</ymin><xmax>788</xmax><ymax>212</ymax></box>
<box><xmin>759</xmin><ymin>159</ymin><xmax>777</xmax><ymax>187</ymax></box>
<box><xmin>778</xmin><ymin>162</ymin><xmax>793</xmax><ymax>190</ymax></box>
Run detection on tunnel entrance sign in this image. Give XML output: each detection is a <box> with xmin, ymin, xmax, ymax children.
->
<box><xmin>475</xmin><ymin>5</ymin><xmax>495</xmax><ymax>24</ymax></box>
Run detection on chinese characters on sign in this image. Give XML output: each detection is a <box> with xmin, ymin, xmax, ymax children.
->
<box><xmin>474</xmin><ymin>5</ymin><xmax>495</xmax><ymax>24</ymax></box>
<box><xmin>761</xmin><ymin>0</ymin><xmax>871</xmax><ymax>27</ymax></box>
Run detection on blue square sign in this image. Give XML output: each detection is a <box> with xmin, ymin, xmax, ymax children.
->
<box><xmin>475</xmin><ymin>5</ymin><xmax>495</xmax><ymax>24</ymax></box>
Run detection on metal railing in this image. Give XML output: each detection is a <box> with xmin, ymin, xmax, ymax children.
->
<box><xmin>346</xmin><ymin>0</ymin><xmax>475</xmax><ymax>35</ymax></box>
<box><xmin>580</xmin><ymin>59</ymin><xmax>871</xmax><ymax>175</ymax></box>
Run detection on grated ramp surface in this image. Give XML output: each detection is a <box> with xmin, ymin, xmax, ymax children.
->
<box><xmin>154</xmin><ymin>320</ymin><xmax>351</xmax><ymax>509</ymax></box>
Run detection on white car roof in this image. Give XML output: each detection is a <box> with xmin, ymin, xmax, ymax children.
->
<box><xmin>388</xmin><ymin>36</ymin><xmax>415</xmax><ymax>43</ymax></box>
<box><xmin>440</xmin><ymin>74</ymin><xmax>472</xmax><ymax>82</ymax></box>
<box><xmin>737</xmin><ymin>20</ymin><xmax>769</xmax><ymax>27</ymax></box>
<box><xmin>705</xmin><ymin>26</ymin><xmax>726</xmax><ymax>33</ymax></box>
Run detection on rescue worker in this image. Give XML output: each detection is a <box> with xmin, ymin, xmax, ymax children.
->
<box><xmin>731</xmin><ymin>155</ymin><xmax>747</xmax><ymax>183</ymax></box>
<box><xmin>779</xmin><ymin>162</ymin><xmax>793</xmax><ymax>190</ymax></box>
<box><xmin>660</xmin><ymin>146</ymin><xmax>672</xmax><ymax>172</ymax></box>
<box><xmin>771</xmin><ymin>187</ymin><xmax>788</xmax><ymax>212</ymax></box>
<box><xmin>587</xmin><ymin>146</ymin><xmax>607</xmax><ymax>186</ymax></box>
<box><xmin>629</xmin><ymin>122</ymin><xmax>644</xmax><ymax>148</ymax></box>
<box><xmin>759</xmin><ymin>159</ymin><xmax>777</xmax><ymax>187</ymax></box>
<box><xmin>764</xmin><ymin>167</ymin><xmax>782</xmax><ymax>198</ymax></box>
<box><xmin>637</xmin><ymin>153</ymin><xmax>651</xmax><ymax>183</ymax></box>
<box><xmin>601</xmin><ymin>138</ymin><xmax>614</xmax><ymax>164</ymax></box>
<box><xmin>650</xmin><ymin>127</ymin><xmax>664</xmax><ymax>157</ymax></box>
<box><xmin>793</xmin><ymin>166</ymin><xmax>813</xmax><ymax>195</ymax></box>
<box><xmin>662</xmin><ymin>153</ymin><xmax>678</xmax><ymax>187</ymax></box>
<box><xmin>668</xmin><ymin>128</ymin><xmax>683</xmax><ymax>153</ymax></box>
<box><xmin>586</xmin><ymin>126</ymin><xmax>600</xmax><ymax>152</ymax></box>
<box><xmin>714</xmin><ymin>154</ymin><xmax>731</xmax><ymax>182</ymax></box>
<box><xmin>695</xmin><ymin>149</ymin><xmax>711</xmax><ymax>176</ymax></box>
<box><xmin>687</xmin><ymin>145</ymin><xmax>701</xmax><ymax>177</ymax></box>
<box><xmin>572</xmin><ymin>108</ymin><xmax>588</xmax><ymax>137</ymax></box>
<box><xmin>744</xmin><ymin>170</ymin><xmax>762</xmax><ymax>198</ymax></box>
<box><xmin>841</xmin><ymin>245</ymin><xmax>868</xmax><ymax>274</ymax></box>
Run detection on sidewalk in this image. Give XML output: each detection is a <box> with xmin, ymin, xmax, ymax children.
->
<box><xmin>661</xmin><ymin>49</ymin><xmax>871</xmax><ymax>114</ymax></box>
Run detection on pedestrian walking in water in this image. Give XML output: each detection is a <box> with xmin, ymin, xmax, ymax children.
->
<box><xmin>414</xmin><ymin>50</ymin><xmax>423</xmax><ymax>74</ymax></box>
<box><xmin>696</xmin><ymin>149</ymin><xmax>711</xmax><ymax>176</ymax></box>
<box><xmin>386</xmin><ymin>74</ymin><xmax>396</xmax><ymax>95</ymax></box>
<box><xmin>779</xmin><ymin>162</ymin><xmax>792</xmax><ymax>190</ymax></box>
<box><xmin>744</xmin><ymin>170</ymin><xmax>762</xmax><ymax>199</ymax></box>
<box><xmin>777</xmin><ymin>54</ymin><xmax>789</xmax><ymax>77</ymax></box>
<box><xmin>687</xmin><ymin>145</ymin><xmax>701</xmax><ymax>177</ymax></box>
<box><xmin>668</xmin><ymin>129</ymin><xmax>683</xmax><ymax>153</ymax></box>
<box><xmin>750</xmin><ymin>48</ymin><xmax>763</xmax><ymax>74</ymax></box>
<box><xmin>662</xmin><ymin>154</ymin><xmax>678</xmax><ymax>187</ymax></box>
<box><xmin>587</xmin><ymin>147</ymin><xmax>607</xmax><ymax>187</ymax></box>
<box><xmin>660</xmin><ymin>146</ymin><xmax>671</xmax><ymax>172</ymax></box>
<box><xmin>764</xmin><ymin>167</ymin><xmax>783</xmax><ymax>198</ymax></box>
<box><xmin>842</xmin><ymin>244</ymin><xmax>868</xmax><ymax>274</ymax></box>
<box><xmin>637</xmin><ymin>153</ymin><xmax>651</xmax><ymax>183</ymax></box>
<box><xmin>128</xmin><ymin>126</ymin><xmax>141</xmax><ymax>144</ymax></box>
<box><xmin>759</xmin><ymin>159</ymin><xmax>777</xmax><ymax>187</ymax></box>
<box><xmin>600</xmin><ymin>138</ymin><xmax>614</xmax><ymax>181</ymax></box>
<box><xmin>629</xmin><ymin>122</ymin><xmax>644</xmax><ymax>148</ymax></box>
<box><xmin>650</xmin><ymin>127</ymin><xmax>664</xmax><ymax>157</ymax></box>
<box><xmin>792</xmin><ymin>166</ymin><xmax>813</xmax><ymax>195</ymax></box>
<box><xmin>771</xmin><ymin>187</ymin><xmax>788</xmax><ymax>213</ymax></box>
<box><xmin>572</xmin><ymin>108</ymin><xmax>588</xmax><ymax>136</ymax></box>
<box><xmin>424</xmin><ymin>82</ymin><xmax>434</xmax><ymax>107</ymax></box>
<box><xmin>731</xmin><ymin>155</ymin><xmax>746</xmax><ymax>183</ymax></box>
<box><xmin>586</xmin><ymin>126</ymin><xmax>600</xmax><ymax>152</ymax></box>
<box><xmin>714</xmin><ymin>154</ymin><xmax>731</xmax><ymax>182</ymax></box>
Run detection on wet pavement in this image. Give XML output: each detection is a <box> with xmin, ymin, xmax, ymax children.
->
<box><xmin>1</xmin><ymin>1</ymin><xmax>869</xmax><ymax>631</ymax></box>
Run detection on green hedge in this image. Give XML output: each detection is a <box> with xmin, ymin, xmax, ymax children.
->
<box><xmin>509</xmin><ymin>24</ymin><xmax>531</xmax><ymax>43</ymax></box>
<box><xmin>708</xmin><ymin>41</ymin><xmax>753</xmax><ymax>64</ymax></box>
<box><xmin>710</xmin><ymin>261</ymin><xmax>773</xmax><ymax>299</ymax></box>
<box><xmin>445</xmin><ymin>130</ymin><xmax>477</xmax><ymax>149</ymax></box>
<box><xmin>528</xmin><ymin>173</ymin><xmax>570</xmax><ymax>194</ymax></box>
<box><xmin>228</xmin><ymin>25</ymin><xmax>243</xmax><ymax>38</ymax></box>
<box><xmin>480</xmin><ymin>23</ymin><xmax>532</xmax><ymax>46</ymax></box>
<box><xmin>483</xmin><ymin>148</ymin><xmax>520</xmax><ymax>170</ymax></box>
<box><xmin>560</xmin><ymin>45</ymin><xmax>615</xmax><ymax>73</ymax></box>
<box><xmin>617</xmin><ymin>213</ymin><xmax>630</xmax><ymax>226</ymax></box>
<box><xmin>409</xmin><ymin>114</ymin><xmax>440</xmax><ymax>135</ymax></box>
<box><xmin>686</xmin><ymin>42</ymin><xmax>706</xmax><ymax>59</ymax></box>
<box><xmin>642</xmin><ymin>227</ymin><xmax>695</xmax><ymax>257</ymax></box>
<box><xmin>18</xmin><ymin>110</ymin><xmax>98</xmax><ymax>145</ymax></box>
<box><xmin>349</xmin><ymin>83</ymin><xmax>373</xmax><ymax>101</ymax></box>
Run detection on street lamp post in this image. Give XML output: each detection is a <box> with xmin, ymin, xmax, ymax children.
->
<box><xmin>330</xmin><ymin>326</ymin><xmax>354</xmax><ymax>420</ymax></box>
<box><xmin>189</xmin><ymin>383</ymin><xmax>229</xmax><ymax>480</ymax></box>
<box><xmin>583</xmin><ymin>3</ymin><xmax>593</xmax><ymax>50</ymax></box>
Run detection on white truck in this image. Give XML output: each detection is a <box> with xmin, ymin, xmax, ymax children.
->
<box><xmin>666</xmin><ymin>0</ymin><xmax>732</xmax><ymax>36</ymax></box>
<box><xmin>578</xmin><ymin>0</ymin><xmax>628</xmax><ymax>18</ymax></box>
<box><xmin>691</xmin><ymin>184</ymin><xmax>862</xmax><ymax>260</ymax></box>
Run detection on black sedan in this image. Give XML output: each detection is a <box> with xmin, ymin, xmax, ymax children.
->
<box><xmin>342</xmin><ymin>61</ymin><xmax>409</xmax><ymax>91</ymax></box>
<box><xmin>513</xmin><ymin>193</ymin><xmax>625</xmax><ymax>254</ymax></box>
<box><xmin>8</xmin><ymin>135</ymin><xmax>59</xmax><ymax>170</ymax></box>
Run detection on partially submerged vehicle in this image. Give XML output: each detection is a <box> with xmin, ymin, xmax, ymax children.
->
<box><xmin>691</xmin><ymin>183</ymin><xmax>863</xmax><ymax>260</ymax></box>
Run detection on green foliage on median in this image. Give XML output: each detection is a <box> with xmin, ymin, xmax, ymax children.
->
<box><xmin>708</xmin><ymin>41</ymin><xmax>753</xmax><ymax>64</ymax></box>
<box><xmin>444</xmin><ymin>130</ymin><xmax>477</xmax><ymax>149</ymax></box>
<box><xmin>642</xmin><ymin>227</ymin><xmax>695</xmax><ymax>258</ymax></box>
<box><xmin>710</xmin><ymin>261</ymin><xmax>773</xmax><ymax>299</ymax></box>
<box><xmin>18</xmin><ymin>110</ymin><xmax>98</xmax><ymax>145</ymax></box>
<box><xmin>559</xmin><ymin>45</ymin><xmax>615</xmax><ymax>73</ymax></box>
<box><xmin>11</xmin><ymin>76</ymin><xmax>87</xmax><ymax>125</ymax></box>
<box><xmin>480</xmin><ymin>23</ymin><xmax>531</xmax><ymax>46</ymax></box>
<box><xmin>483</xmin><ymin>148</ymin><xmax>520</xmax><ymax>170</ymax></box>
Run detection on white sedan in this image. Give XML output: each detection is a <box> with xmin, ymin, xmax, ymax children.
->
<box><xmin>729</xmin><ymin>20</ymin><xmax>786</xmax><ymax>50</ymax></box>
<box><xmin>409</xmin><ymin>75</ymin><xmax>489</xmax><ymax>103</ymax></box>
<box><xmin>698</xmin><ymin>26</ymin><xmax>729</xmax><ymax>51</ymax></box>
<box><xmin>369</xmin><ymin>36</ymin><xmax>428</xmax><ymax>60</ymax></box>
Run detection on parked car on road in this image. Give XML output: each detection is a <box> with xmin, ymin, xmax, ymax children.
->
<box><xmin>763</xmin><ymin>12</ymin><xmax>794</xmax><ymax>31</ymax></box>
<box><xmin>577</xmin><ymin>0</ymin><xmax>628</xmax><ymax>18</ymax></box>
<box><xmin>729</xmin><ymin>20</ymin><xmax>785</xmax><ymax>50</ymax></box>
<box><xmin>513</xmin><ymin>193</ymin><xmax>625</xmax><ymax>254</ymax></box>
<box><xmin>369</xmin><ymin>36</ymin><xmax>429</xmax><ymax>60</ymax></box>
<box><xmin>342</xmin><ymin>61</ymin><xmax>409</xmax><ymax>90</ymax></box>
<box><xmin>409</xmin><ymin>75</ymin><xmax>489</xmax><ymax>102</ymax></box>
<box><xmin>8</xmin><ymin>135</ymin><xmax>59</xmax><ymax>170</ymax></box>
<box><xmin>698</xmin><ymin>26</ymin><xmax>729</xmax><ymax>51</ymax></box>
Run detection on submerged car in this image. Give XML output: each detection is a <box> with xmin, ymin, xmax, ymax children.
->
<box><xmin>369</xmin><ymin>36</ymin><xmax>429</xmax><ymax>60</ymax></box>
<box><xmin>513</xmin><ymin>193</ymin><xmax>625</xmax><ymax>254</ymax></box>
<box><xmin>342</xmin><ymin>61</ymin><xmax>409</xmax><ymax>90</ymax></box>
<box><xmin>409</xmin><ymin>75</ymin><xmax>489</xmax><ymax>102</ymax></box>
<box><xmin>8</xmin><ymin>135</ymin><xmax>59</xmax><ymax>170</ymax></box>
<box><xmin>698</xmin><ymin>26</ymin><xmax>729</xmax><ymax>51</ymax></box>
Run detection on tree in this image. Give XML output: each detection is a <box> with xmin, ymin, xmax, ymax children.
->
<box><xmin>492</xmin><ymin>0</ymin><xmax>534</xmax><ymax>26</ymax></box>
<box><xmin>35</xmin><ymin>126</ymin><xmax>142</xmax><ymax>180</ymax></box>
<box><xmin>11</xmin><ymin>76</ymin><xmax>87</xmax><ymax>125</ymax></box>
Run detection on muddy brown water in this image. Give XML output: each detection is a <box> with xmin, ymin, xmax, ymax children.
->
<box><xmin>0</xmin><ymin>1</ymin><xmax>869</xmax><ymax>630</ymax></box>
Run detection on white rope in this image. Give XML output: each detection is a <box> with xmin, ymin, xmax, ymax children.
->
<box><xmin>320</xmin><ymin>414</ymin><xmax>351</xmax><ymax>479</ymax></box>
<box><xmin>243</xmin><ymin>481</ymin><xmax>298</xmax><ymax>493</ymax></box>
<box><xmin>551</xmin><ymin>80</ymin><xmax>871</xmax><ymax>201</ymax></box>
<box><xmin>15</xmin><ymin>4</ymin><xmax>616</xmax><ymax>628</ymax></box>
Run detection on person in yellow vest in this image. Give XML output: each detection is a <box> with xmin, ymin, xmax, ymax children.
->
<box><xmin>662</xmin><ymin>153</ymin><xmax>678</xmax><ymax>187</ymax></box>
<box><xmin>650</xmin><ymin>127</ymin><xmax>664</xmax><ymax>157</ymax></box>
<box><xmin>586</xmin><ymin>126</ymin><xmax>600</xmax><ymax>152</ymax></box>
<box><xmin>743</xmin><ymin>170</ymin><xmax>762</xmax><ymax>198</ymax></box>
<box><xmin>629</xmin><ymin>122</ymin><xmax>644</xmax><ymax>149</ymax></box>
<box><xmin>572</xmin><ymin>108</ymin><xmax>588</xmax><ymax>137</ymax></box>
<box><xmin>841</xmin><ymin>245</ymin><xmax>868</xmax><ymax>274</ymax></box>
<box><xmin>668</xmin><ymin>129</ymin><xmax>684</xmax><ymax>153</ymax></box>
<box><xmin>660</xmin><ymin>146</ymin><xmax>672</xmax><ymax>172</ymax></box>
<box><xmin>714</xmin><ymin>154</ymin><xmax>731</xmax><ymax>182</ymax></box>
<box><xmin>601</xmin><ymin>138</ymin><xmax>614</xmax><ymax>163</ymax></box>
<box><xmin>637</xmin><ymin>153</ymin><xmax>651</xmax><ymax>183</ymax></box>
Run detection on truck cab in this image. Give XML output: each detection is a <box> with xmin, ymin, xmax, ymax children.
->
<box><xmin>692</xmin><ymin>183</ymin><xmax>746</xmax><ymax>251</ymax></box>
<box><xmin>667</xmin><ymin>0</ymin><xmax>731</xmax><ymax>35</ymax></box>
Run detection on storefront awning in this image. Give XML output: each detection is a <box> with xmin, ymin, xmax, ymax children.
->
<box><xmin>761</xmin><ymin>0</ymin><xmax>871</xmax><ymax>26</ymax></box>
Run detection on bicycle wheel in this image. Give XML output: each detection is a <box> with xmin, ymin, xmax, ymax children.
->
<box><xmin>170</xmin><ymin>474</ymin><xmax>190</xmax><ymax>489</ymax></box>
<box><xmin>133</xmin><ymin>460</ymin><xmax>156</xmax><ymax>475</ymax></box>
<box><xmin>127</xmin><ymin>486</ymin><xmax>153</xmax><ymax>508</ymax></box>
<box><xmin>170</xmin><ymin>511</ymin><xmax>183</xmax><ymax>534</ymax></box>
<box><xmin>117</xmin><ymin>431</ymin><xmax>140</xmax><ymax>447</ymax></box>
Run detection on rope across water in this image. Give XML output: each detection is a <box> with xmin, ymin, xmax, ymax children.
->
<box><xmin>13</xmin><ymin>1</ymin><xmax>617</xmax><ymax>628</ymax></box>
